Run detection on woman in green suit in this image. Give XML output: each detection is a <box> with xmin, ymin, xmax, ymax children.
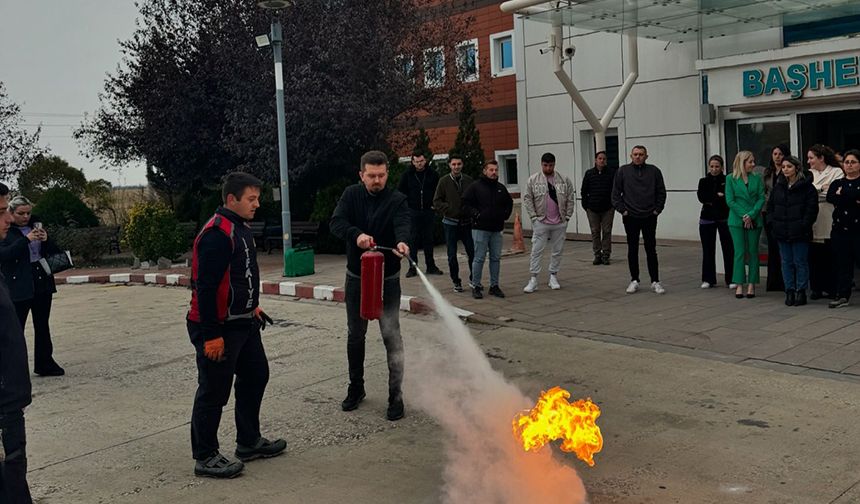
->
<box><xmin>725</xmin><ymin>151</ymin><xmax>765</xmax><ymax>298</ymax></box>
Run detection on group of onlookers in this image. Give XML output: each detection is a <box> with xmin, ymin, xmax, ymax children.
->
<box><xmin>698</xmin><ymin>144</ymin><xmax>860</xmax><ymax>308</ymax></box>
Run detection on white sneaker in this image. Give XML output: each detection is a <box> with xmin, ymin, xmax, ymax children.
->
<box><xmin>700</xmin><ymin>282</ymin><xmax>712</xmax><ymax>289</ymax></box>
<box><xmin>728</xmin><ymin>283</ymin><xmax>738</xmax><ymax>289</ymax></box>
<box><xmin>523</xmin><ymin>276</ymin><xmax>538</xmax><ymax>293</ymax></box>
<box><xmin>651</xmin><ymin>281</ymin><xmax>666</xmax><ymax>294</ymax></box>
<box><xmin>626</xmin><ymin>280</ymin><xmax>640</xmax><ymax>294</ymax></box>
<box><xmin>548</xmin><ymin>274</ymin><xmax>561</xmax><ymax>290</ymax></box>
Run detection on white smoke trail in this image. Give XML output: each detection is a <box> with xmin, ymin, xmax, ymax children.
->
<box><xmin>404</xmin><ymin>269</ymin><xmax>589</xmax><ymax>504</ymax></box>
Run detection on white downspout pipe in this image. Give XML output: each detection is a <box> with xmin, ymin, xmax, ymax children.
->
<box><xmin>503</xmin><ymin>0</ymin><xmax>641</xmax><ymax>153</ymax></box>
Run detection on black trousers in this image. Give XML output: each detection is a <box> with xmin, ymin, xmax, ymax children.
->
<box><xmin>14</xmin><ymin>293</ymin><xmax>55</xmax><ymax>371</ymax></box>
<box><xmin>623</xmin><ymin>215</ymin><xmax>659</xmax><ymax>283</ymax></box>
<box><xmin>443</xmin><ymin>223</ymin><xmax>474</xmax><ymax>283</ymax></box>
<box><xmin>188</xmin><ymin>321</ymin><xmax>269</xmax><ymax>460</ymax></box>
<box><xmin>765</xmin><ymin>225</ymin><xmax>785</xmax><ymax>291</ymax></box>
<box><xmin>809</xmin><ymin>241</ymin><xmax>836</xmax><ymax>295</ymax></box>
<box><xmin>832</xmin><ymin>231</ymin><xmax>860</xmax><ymax>300</ymax></box>
<box><xmin>699</xmin><ymin>221</ymin><xmax>733</xmax><ymax>286</ymax></box>
<box><xmin>344</xmin><ymin>275</ymin><xmax>404</xmax><ymax>401</ymax></box>
<box><xmin>0</xmin><ymin>410</ymin><xmax>32</xmax><ymax>504</ymax></box>
<box><xmin>409</xmin><ymin>209</ymin><xmax>437</xmax><ymax>269</ymax></box>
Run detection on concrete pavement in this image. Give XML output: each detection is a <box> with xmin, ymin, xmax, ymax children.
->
<box><xmin>20</xmin><ymin>284</ymin><xmax>860</xmax><ymax>503</ymax></box>
<box><xmin>59</xmin><ymin>236</ymin><xmax>860</xmax><ymax>382</ymax></box>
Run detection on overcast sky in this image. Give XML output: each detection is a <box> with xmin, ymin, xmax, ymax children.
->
<box><xmin>0</xmin><ymin>0</ymin><xmax>146</xmax><ymax>186</ymax></box>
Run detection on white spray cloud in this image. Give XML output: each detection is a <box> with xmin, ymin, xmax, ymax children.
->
<box><xmin>404</xmin><ymin>271</ymin><xmax>589</xmax><ymax>504</ymax></box>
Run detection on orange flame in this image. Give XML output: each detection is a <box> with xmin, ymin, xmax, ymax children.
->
<box><xmin>512</xmin><ymin>386</ymin><xmax>603</xmax><ymax>467</ymax></box>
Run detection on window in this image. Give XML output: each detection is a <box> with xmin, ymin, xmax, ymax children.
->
<box><xmin>783</xmin><ymin>13</ymin><xmax>860</xmax><ymax>46</ymax></box>
<box><xmin>496</xmin><ymin>150</ymin><xmax>518</xmax><ymax>186</ymax></box>
<box><xmin>395</xmin><ymin>55</ymin><xmax>414</xmax><ymax>81</ymax></box>
<box><xmin>455</xmin><ymin>39</ymin><xmax>479</xmax><ymax>82</ymax></box>
<box><xmin>490</xmin><ymin>31</ymin><xmax>515</xmax><ymax>77</ymax></box>
<box><xmin>423</xmin><ymin>47</ymin><xmax>445</xmax><ymax>88</ymax></box>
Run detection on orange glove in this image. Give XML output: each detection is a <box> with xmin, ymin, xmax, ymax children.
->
<box><xmin>203</xmin><ymin>337</ymin><xmax>225</xmax><ymax>361</ymax></box>
<box><xmin>254</xmin><ymin>307</ymin><xmax>274</xmax><ymax>330</ymax></box>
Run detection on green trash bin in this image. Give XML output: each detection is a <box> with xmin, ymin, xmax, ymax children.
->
<box><xmin>283</xmin><ymin>246</ymin><xmax>314</xmax><ymax>277</ymax></box>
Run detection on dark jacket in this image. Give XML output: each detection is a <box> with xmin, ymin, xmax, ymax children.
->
<box><xmin>433</xmin><ymin>173</ymin><xmax>474</xmax><ymax>222</ymax></box>
<box><xmin>0</xmin><ymin>217</ymin><xmax>60</xmax><ymax>302</ymax></box>
<box><xmin>0</xmin><ymin>274</ymin><xmax>32</xmax><ymax>414</ymax></box>
<box><xmin>461</xmin><ymin>176</ymin><xmax>514</xmax><ymax>232</ymax></box>
<box><xmin>398</xmin><ymin>165</ymin><xmax>440</xmax><ymax>212</ymax></box>
<box><xmin>697</xmin><ymin>173</ymin><xmax>730</xmax><ymax>221</ymax></box>
<box><xmin>765</xmin><ymin>175</ymin><xmax>818</xmax><ymax>243</ymax></box>
<box><xmin>826</xmin><ymin>177</ymin><xmax>860</xmax><ymax>233</ymax></box>
<box><xmin>330</xmin><ymin>184</ymin><xmax>411</xmax><ymax>278</ymax></box>
<box><xmin>581</xmin><ymin>166</ymin><xmax>617</xmax><ymax>212</ymax></box>
<box><xmin>187</xmin><ymin>207</ymin><xmax>261</xmax><ymax>341</ymax></box>
<box><xmin>611</xmin><ymin>163</ymin><xmax>667</xmax><ymax>218</ymax></box>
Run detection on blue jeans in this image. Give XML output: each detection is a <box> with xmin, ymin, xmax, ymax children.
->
<box><xmin>471</xmin><ymin>230</ymin><xmax>502</xmax><ymax>288</ymax></box>
<box><xmin>778</xmin><ymin>241</ymin><xmax>809</xmax><ymax>291</ymax></box>
<box><xmin>443</xmin><ymin>223</ymin><xmax>474</xmax><ymax>284</ymax></box>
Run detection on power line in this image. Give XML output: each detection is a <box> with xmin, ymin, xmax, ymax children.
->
<box><xmin>21</xmin><ymin>112</ymin><xmax>86</xmax><ymax>118</ymax></box>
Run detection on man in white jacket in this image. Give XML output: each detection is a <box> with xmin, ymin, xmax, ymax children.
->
<box><xmin>522</xmin><ymin>152</ymin><xmax>576</xmax><ymax>292</ymax></box>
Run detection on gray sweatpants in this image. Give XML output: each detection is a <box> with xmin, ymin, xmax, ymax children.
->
<box><xmin>529</xmin><ymin>220</ymin><xmax>567</xmax><ymax>275</ymax></box>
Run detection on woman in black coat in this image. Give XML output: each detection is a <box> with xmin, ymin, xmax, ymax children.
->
<box><xmin>697</xmin><ymin>155</ymin><xmax>734</xmax><ymax>288</ymax></box>
<box><xmin>763</xmin><ymin>144</ymin><xmax>790</xmax><ymax>292</ymax></box>
<box><xmin>0</xmin><ymin>196</ymin><xmax>65</xmax><ymax>376</ymax></box>
<box><xmin>766</xmin><ymin>156</ymin><xmax>818</xmax><ymax>307</ymax></box>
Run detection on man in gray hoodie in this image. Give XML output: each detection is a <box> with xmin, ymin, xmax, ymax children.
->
<box><xmin>611</xmin><ymin>145</ymin><xmax>667</xmax><ymax>295</ymax></box>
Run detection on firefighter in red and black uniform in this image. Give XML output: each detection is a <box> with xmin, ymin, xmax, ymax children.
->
<box><xmin>186</xmin><ymin>172</ymin><xmax>284</xmax><ymax>479</ymax></box>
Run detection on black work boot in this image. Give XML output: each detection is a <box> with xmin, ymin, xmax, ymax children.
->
<box><xmin>785</xmin><ymin>289</ymin><xmax>795</xmax><ymax>306</ymax></box>
<box><xmin>795</xmin><ymin>290</ymin><xmax>808</xmax><ymax>306</ymax></box>
<box><xmin>593</xmin><ymin>255</ymin><xmax>602</xmax><ymax>265</ymax></box>
<box><xmin>194</xmin><ymin>453</ymin><xmax>244</xmax><ymax>479</ymax></box>
<box><xmin>235</xmin><ymin>437</ymin><xmax>287</xmax><ymax>462</ymax></box>
<box><xmin>386</xmin><ymin>397</ymin><xmax>405</xmax><ymax>421</ymax></box>
<box><xmin>602</xmin><ymin>253</ymin><xmax>611</xmax><ymax>265</ymax></box>
<box><xmin>405</xmin><ymin>266</ymin><xmax>417</xmax><ymax>278</ymax></box>
<box><xmin>341</xmin><ymin>384</ymin><xmax>366</xmax><ymax>411</ymax></box>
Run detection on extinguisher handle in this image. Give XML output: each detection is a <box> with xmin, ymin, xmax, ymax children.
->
<box><xmin>369</xmin><ymin>239</ymin><xmax>377</xmax><ymax>249</ymax></box>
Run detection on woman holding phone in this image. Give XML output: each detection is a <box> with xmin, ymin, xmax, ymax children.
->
<box><xmin>0</xmin><ymin>195</ymin><xmax>65</xmax><ymax>376</ymax></box>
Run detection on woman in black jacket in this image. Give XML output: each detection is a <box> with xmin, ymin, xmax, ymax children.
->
<box><xmin>0</xmin><ymin>196</ymin><xmax>65</xmax><ymax>376</ymax></box>
<box><xmin>697</xmin><ymin>155</ymin><xmax>734</xmax><ymax>289</ymax></box>
<box><xmin>763</xmin><ymin>144</ymin><xmax>790</xmax><ymax>292</ymax></box>
<box><xmin>766</xmin><ymin>156</ymin><xmax>818</xmax><ymax>306</ymax></box>
<box><xmin>826</xmin><ymin>150</ymin><xmax>860</xmax><ymax>309</ymax></box>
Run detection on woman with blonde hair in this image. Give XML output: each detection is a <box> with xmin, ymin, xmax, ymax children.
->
<box><xmin>725</xmin><ymin>151</ymin><xmax>765</xmax><ymax>298</ymax></box>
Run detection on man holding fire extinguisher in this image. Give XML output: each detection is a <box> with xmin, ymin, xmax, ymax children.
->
<box><xmin>330</xmin><ymin>151</ymin><xmax>411</xmax><ymax>421</ymax></box>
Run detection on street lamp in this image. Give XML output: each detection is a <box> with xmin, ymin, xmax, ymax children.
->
<box><xmin>257</xmin><ymin>1</ymin><xmax>295</xmax><ymax>271</ymax></box>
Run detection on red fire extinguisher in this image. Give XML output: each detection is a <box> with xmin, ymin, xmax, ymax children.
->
<box><xmin>360</xmin><ymin>243</ymin><xmax>385</xmax><ymax>321</ymax></box>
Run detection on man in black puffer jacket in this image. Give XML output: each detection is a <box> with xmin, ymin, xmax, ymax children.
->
<box><xmin>766</xmin><ymin>156</ymin><xmax>818</xmax><ymax>306</ymax></box>
<box><xmin>0</xmin><ymin>182</ymin><xmax>34</xmax><ymax>503</ymax></box>
<box><xmin>462</xmin><ymin>160</ymin><xmax>513</xmax><ymax>299</ymax></box>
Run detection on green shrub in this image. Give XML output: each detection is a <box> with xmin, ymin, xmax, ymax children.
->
<box><xmin>123</xmin><ymin>202</ymin><xmax>186</xmax><ymax>261</ymax></box>
<box><xmin>33</xmin><ymin>187</ymin><xmax>99</xmax><ymax>228</ymax></box>
<box><xmin>50</xmin><ymin>226</ymin><xmax>116</xmax><ymax>264</ymax></box>
<box><xmin>310</xmin><ymin>178</ymin><xmax>352</xmax><ymax>254</ymax></box>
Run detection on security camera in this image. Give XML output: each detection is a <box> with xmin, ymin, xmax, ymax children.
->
<box><xmin>563</xmin><ymin>45</ymin><xmax>576</xmax><ymax>58</ymax></box>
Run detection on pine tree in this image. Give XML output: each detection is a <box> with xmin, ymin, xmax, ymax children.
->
<box><xmin>412</xmin><ymin>127</ymin><xmax>433</xmax><ymax>160</ymax></box>
<box><xmin>449</xmin><ymin>94</ymin><xmax>485</xmax><ymax>180</ymax></box>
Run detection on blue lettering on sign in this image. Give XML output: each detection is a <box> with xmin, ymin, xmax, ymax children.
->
<box><xmin>742</xmin><ymin>56</ymin><xmax>859</xmax><ymax>99</ymax></box>
<box><xmin>764</xmin><ymin>67</ymin><xmax>788</xmax><ymax>95</ymax></box>
<box><xmin>785</xmin><ymin>64</ymin><xmax>808</xmax><ymax>99</ymax></box>
<box><xmin>743</xmin><ymin>69</ymin><xmax>764</xmax><ymax>97</ymax></box>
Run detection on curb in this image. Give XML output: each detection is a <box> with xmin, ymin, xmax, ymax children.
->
<box><xmin>55</xmin><ymin>273</ymin><xmax>472</xmax><ymax>318</ymax></box>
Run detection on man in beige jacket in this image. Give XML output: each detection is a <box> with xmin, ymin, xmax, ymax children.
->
<box><xmin>522</xmin><ymin>152</ymin><xmax>576</xmax><ymax>292</ymax></box>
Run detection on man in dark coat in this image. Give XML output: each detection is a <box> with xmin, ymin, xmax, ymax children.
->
<box><xmin>462</xmin><ymin>160</ymin><xmax>513</xmax><ymax>299</ymax></box>
<box><xmin>398</xmin><ymin>152</ymin><xmax>442</xmax><ymax>277</ymax></box>
<box><xmin>330</xmin><ymin>151</ymin><xmax>411</xmax><ymax>421</ymax></box>
<box><xmin>0</xmin><ymin>182</ymin><xmax>34</xmax><ymax>503</ymax></box>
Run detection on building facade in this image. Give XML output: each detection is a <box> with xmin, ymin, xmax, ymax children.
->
<box><xmin>394</xmin><ymin>1</ymin><xmax>520</xmax><ymax>191</ymax></box>
<box><xmin>512</xmin><ymin>5</ymin><xmax>860</xmax><ymax>241</ymax></box>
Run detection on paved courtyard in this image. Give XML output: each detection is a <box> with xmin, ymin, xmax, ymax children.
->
<box><xmin>60</xmin><ymin>235</ymin><xmax>860</xmax><ymax>383</ymax></box>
